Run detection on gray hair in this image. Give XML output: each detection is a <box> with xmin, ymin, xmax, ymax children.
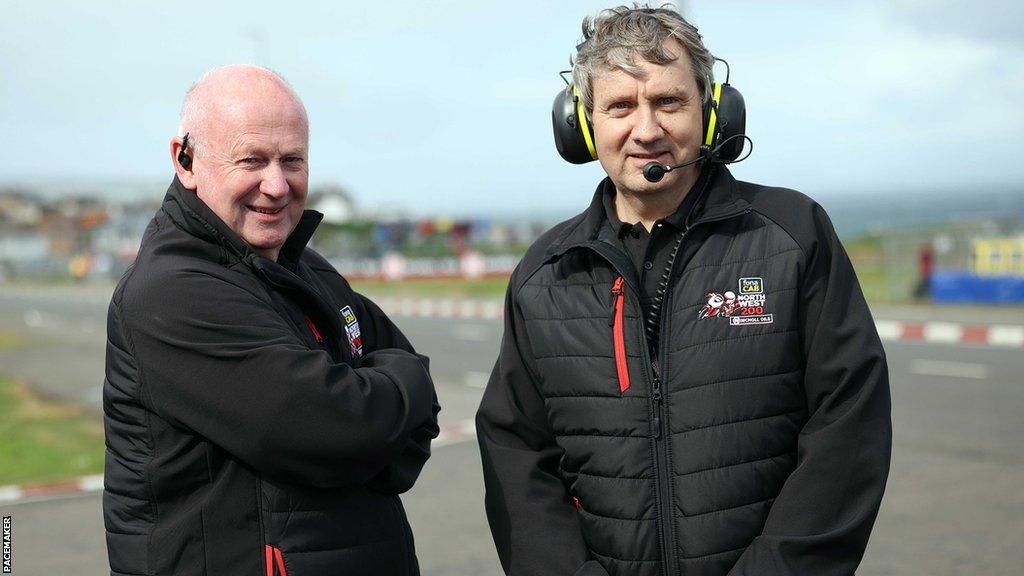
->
<box><xmin>571</xmin><ymin>4</ymin><xmax>715</xmax><ymax>115</ymax></box>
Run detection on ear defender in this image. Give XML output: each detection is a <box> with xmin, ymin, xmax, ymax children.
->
<box><xmin>702</xmin><ymin>83</ymin><xmax>746</xmax><ymax>162</ymax></box>
<box><xmin>552</xmin><ymin>86</ymin><xmax>599</xmax><ymax>164</ymax></box>
<box><xmin>177</xmin><ymin>132</ymin><xmax>193</xmax><ymax>170</ymax></box>
<box><xmin>551</xmin><ymin>80</ymin><xmax>746</xmax><ymax>165</ymax></box>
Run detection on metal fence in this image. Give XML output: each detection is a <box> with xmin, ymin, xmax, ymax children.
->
<box><xmin>846</xmin><ymin>219</ymin><xmax>1024</xmax><ymax>303</ymax></box>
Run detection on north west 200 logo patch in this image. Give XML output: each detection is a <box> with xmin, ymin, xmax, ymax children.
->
<box><xmin>339</xmin><ymin>305</ymin><xmax>363</xmax><ymax>358</ymax></box>
<box><xmin>697</xmin><ymin>276</ymin><xmax>774</xmax><ymax>325</ymax></box>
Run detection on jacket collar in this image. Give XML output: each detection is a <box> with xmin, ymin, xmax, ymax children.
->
<box><xmin>162</xmin><ymin>176</ymin><xmax>323</xmax><ymax>268</ymax></box>
<box><xmin>544</xmin><ymin>164</ymin><xmax>750</xmax><ymax>262</ymax></box>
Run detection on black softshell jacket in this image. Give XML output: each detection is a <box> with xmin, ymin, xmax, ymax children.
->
<box><xmin>477</xmin><ymin>166</ymin><xmax>891</xmax><ymax>576</ymax></box>
<box><xmin>103</xmin><ymin>178</ymin><xmax>439</xmax><ymax>576</ymax></box>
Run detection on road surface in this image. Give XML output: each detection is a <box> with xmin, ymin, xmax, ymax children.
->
<box><xmin>1</xmin><ymin>285</ymin><xmax>1022</xmax><ymax>575</ymax></box>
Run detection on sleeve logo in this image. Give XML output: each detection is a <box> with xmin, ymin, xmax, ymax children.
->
<box><xmin>339</xmin><ymin>305</ymin><xmax>363</xmax><ymax>358</ymax></box>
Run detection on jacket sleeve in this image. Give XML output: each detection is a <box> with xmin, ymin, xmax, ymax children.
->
<box><xmin>356</xmin><ymin>292</ymin><xmax>441</xmax><ymax>494</ymax></box>
<box><xmin>476</xmin><ymin>265</ymin><xmax>610</xmax><ymax>576</ymax></box>
<box><xmin>727</xmin><ymin>204</ymin><xmax>892</xmax><ymax>575</ymax></box>
<box><xmin>120</xmin><ymin>268</ymin><xmax>436</xmax><ymax>489</ymax></box>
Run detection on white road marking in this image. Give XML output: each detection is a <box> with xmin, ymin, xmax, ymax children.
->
<box><xmin>922</xmin><ymin>322</ymin><xmax>962</xmax><ymax>344</ymax></box>
<box><xmin>0</xmin><ymin>486</ymin><xmax>23</xmax><ymax>502</ymax></box>
<box><xmin>457</xmin><ymin>301</ymin><xmax>478</xmax><ymax>319</ymax></box>
<box><xmin>463</xmin><ymin>371</ymin><xmax>490</xmax><ymax>389</ymax></box>
<box><xmin>874</xmin><ymin>320</ymin><xmax>902</xmax><ymax>341</ymax></box>
<box><xmin>481</xmin><ymin>301</ymin><xmax>503</xmax><ymax>320</ymax></box>
<box><xmin>0</xmin><ymin>490</ymin><xmax>99</xmax><ymax>507</ymax></box>
<box><xmin>436</xmin><ymin>300</ymin><xmax>455</xmax><ymax>317</ymax></box>
<box><xmin>908</xmin><ymin>359</ymin><xmax>990</xmax><ymax>380</ymax></box>
<box><xmin>988</xmin><ymin>326</ymin><xmax>1024</xmax><ymax>347</ymax></box>
<box><xmin>399</xmin><ymin>298</ymin><xmax>416</xmax><ymax>316</ymax></box>
<box><xmin>78</xmin><ymin>474</ymin><xmax>105</xmax><ymax>492</ymax></box>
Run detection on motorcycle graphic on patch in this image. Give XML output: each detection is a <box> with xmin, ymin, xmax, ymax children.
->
<box><xmin>698</xmin><ymin>277</ymin><xmax>774</xmax><ymax>326</ymax></box>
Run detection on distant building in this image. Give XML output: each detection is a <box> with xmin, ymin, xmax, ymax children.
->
<box><xmin>306</xmin><ymin>185</ymin><xmax>356</xmax><ymax>225</ymax></box>
<box><xmin>0</xmin><ymin>189</ymin><xmax>44</xmax><ymax>229</ymax></box>
<box><xmin>38</xmin><ymin>196</ymin><xmax>108</xmax><ymax>257</ymax></box>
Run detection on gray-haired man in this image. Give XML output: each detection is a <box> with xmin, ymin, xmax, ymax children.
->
<box><xmin>477</xmin><ymin>6</ymin><xmax>891</xmax><ymax>576</ymax></box>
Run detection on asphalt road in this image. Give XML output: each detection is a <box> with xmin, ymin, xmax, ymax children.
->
<box><xmin>1</xmin><ymin>285</ymin><xmax>1022</xmax><ymax>575</ymax></box>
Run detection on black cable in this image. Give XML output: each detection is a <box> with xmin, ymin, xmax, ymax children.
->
<box><xmin>711</xmin><ymin>134</ymin><xmax>753</xmax><ymax>165</ymax></box>
<box><xmin>642</xmin><ymin>168</ymin><xmax>716</xmax><ymax>346</ymax></box>
<box><xmin>645</xmin><ymin>228</ymin><xmax>687</xmax><ymax>344</ymax></box>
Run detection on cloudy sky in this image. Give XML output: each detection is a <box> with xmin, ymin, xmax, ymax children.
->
<box><xmin>1</xmin><ymin>1</ymin><xmax>1021</xmax><ymax>216</ymax></box>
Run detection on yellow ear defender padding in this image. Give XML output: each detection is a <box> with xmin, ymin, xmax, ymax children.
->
<box><xmin>704</xmin><ymin>83</ymin><xmax>723</xmax><ymax>147</ymax></box>
<box><xmin>574</xmin><ymin>86</ymin><xmax>598</xmax><ymax>161</ymax></box>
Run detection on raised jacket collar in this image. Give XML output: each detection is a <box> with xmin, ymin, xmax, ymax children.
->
<box><xmin>161</xmin><ymin>176</ymin><xmax>323</xmax><ymax>270</ymax></box>
<box><xmin>544</xmin><ymin>164</ymin><xmax>751</xmax><ymax>262</ymax></box>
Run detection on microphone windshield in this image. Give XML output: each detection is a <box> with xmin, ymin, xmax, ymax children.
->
<box><xmin>643</xmin><ymin>162</ymin><xmax>667</xmax><ymax>183</ymax></box>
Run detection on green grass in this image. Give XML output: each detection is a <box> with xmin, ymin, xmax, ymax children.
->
<box><xmin>350</xmin><ymin>267</ymin><xmax>908</xmax><ymax>306</ymax></box>
<box><xmin>351</xmin><ymin>276</ymin><xmax>510</xmax><ymax>298</ymax></box>
<box><xmin>843</xmin><ymin>235</ymin><xmax>921</xmax><ymax>304</ymax></box>
<box><xmin>0</xmin><ymin>378</ymin><xmax>105</xmax><ymax>486</ymax></box>
<box><xmin>0</xmin><ymin>329</ymin><xmax>25</xmax><ymax>349</ymax></box>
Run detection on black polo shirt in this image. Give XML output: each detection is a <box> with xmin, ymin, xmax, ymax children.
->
<box><xmin>602</xmin><ymin>171</ymin><xmax>708</xmax><ymax>345</ymax></box>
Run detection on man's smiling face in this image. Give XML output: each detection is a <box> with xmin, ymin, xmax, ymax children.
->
<box><xmin>184</xmin><ymin>68</ymin><xmax>309</xmax><ymax>261</ymax></box>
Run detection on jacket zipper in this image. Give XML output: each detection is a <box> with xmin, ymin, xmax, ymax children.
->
<box><xmin>649</xmin><ymin>208</ymin><xmax>751</xmax><ymax>574</ymax></box>
<box><xmin>649</xmin><ymin>339</ymin><xmax>673</xmax><ymax>575</ymax></box>
<box><xmin>565</xmin><ymin>205</ymin><xmax>750</xmax><ymax>575</ymax></box>
<box><xmin>609</xmin><ymin>276</ymin><xmax>630</xmax><ymax>393</ymax></box>
<box><xmin>586</xmin><ymin>243</ymin><xmax>676</xmax><ymax>573</ymax></box>
<box><xmin>650</xmin><ymin>225</ymin><xmax>680</xmax><ymax>576</ymax></box>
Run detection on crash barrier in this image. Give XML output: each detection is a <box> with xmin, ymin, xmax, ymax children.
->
<box><xmin>328</xmin><ymin>253</ymin><xmax>518</xmax><ymax>281</ymax></box>
<box><xmin>931</xmin><ymin>271</ymin><xmax>1024</xmax><ymax>304</ymax></box>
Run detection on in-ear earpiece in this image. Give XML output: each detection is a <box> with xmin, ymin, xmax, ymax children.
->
<box><xmin>177</xmin><ymin>132</ymin><xmax>193</xmax><ymax>170</ymax></box>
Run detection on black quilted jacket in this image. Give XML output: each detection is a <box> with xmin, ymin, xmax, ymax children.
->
<box><xmin>103</xmin><ymin>178</ymin><xmax>439</xmax><ymax>576</ymax></box>
<box><xmin>477</xmin><ymin>166</ymin><xmax>891</xmax><ymax>576</ymax></box>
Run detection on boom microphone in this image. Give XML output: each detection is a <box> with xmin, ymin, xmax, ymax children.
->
<box><xmin>642</xmin><ymin>134</ymin><xmax>753</xmax><ymax>183</ymax></box>
<box><xmin>642</xmin><ymin>145</ymin><xmax>710</xmax><ymax>183</ymax></box>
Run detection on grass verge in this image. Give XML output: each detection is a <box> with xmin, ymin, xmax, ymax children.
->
<box><xmin>0</xmin><ymin>378</ymin><xmax>105</xmax><ymax>486</ymax></box>
<box><xmin>351</xmin><ymin>276</ymin><xmax>510</xmax><ymax>299</ymax></box>
<box><xmin>0</xmin><ymin>329</ymin><xmax>25</xmax><ymax>349</ymax></box>
<box><xmin>349</xmin><ymin>271</ymin><xmax>908</xmax><ymax>306</ymax></box>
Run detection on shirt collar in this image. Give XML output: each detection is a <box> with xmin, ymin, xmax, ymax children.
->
<box><xmin>601</xmin><ymin>169</ymin><xmax>707</xmax><ymax>237</ymax></box>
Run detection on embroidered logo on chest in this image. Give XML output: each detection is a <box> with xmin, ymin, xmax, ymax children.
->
<box><xmin>697</xmin><ymin>276</ymin><xmax>774</xmax><ymax>325</ymax></box>
<box><xmin>339</xmin><ymin>305</ymin><xmax>363</xmax><ymax>358</ymax></box>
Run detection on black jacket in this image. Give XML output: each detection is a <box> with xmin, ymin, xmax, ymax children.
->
<box><xmin>476</xmin><ymin>166</ymin><xmax>891</xmax><ymax>576</ymax></box>
<box><xmin>103</xmin><ymin>178</ymin><xmax>439</xmax><ymax>576</ymax></box>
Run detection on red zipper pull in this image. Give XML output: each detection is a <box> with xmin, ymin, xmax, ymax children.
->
<box><xmin>273</xmin><ymin>546</ymin><xmax>289</xmax><ymax>576</ymax></box>
<box><xmin>609</xmin><ymin>276</ymin><xmax>624</xmax><ymax>325</ymax></box>
<box><xmin>304</xmin><ymin>314</ymin><xmax>323</xmax><ymax>343</ymax></box>
<box><xmin>610</xmin><ymin>277</ymin><xmax>631</xmax><ymax>393</ymax></box>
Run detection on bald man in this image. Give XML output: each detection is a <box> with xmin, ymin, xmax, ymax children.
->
<box><xmin>103</xmin><ymin>65</ymin><xmax>439</xmax><ymax>576</ymax></box>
